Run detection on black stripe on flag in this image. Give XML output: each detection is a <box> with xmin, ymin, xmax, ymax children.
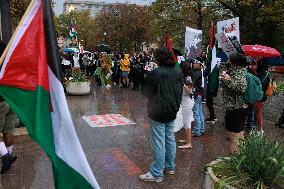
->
<box><xmin>42</xmin><ymin>0</ymin><xmax>62</xmax><ymax>82</ymax></box>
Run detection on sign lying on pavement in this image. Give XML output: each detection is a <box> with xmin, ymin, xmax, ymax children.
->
<box><xmin>82</xmin><ymin>114</ymin><xmax>135</xmax><ymax>127</ymax></box>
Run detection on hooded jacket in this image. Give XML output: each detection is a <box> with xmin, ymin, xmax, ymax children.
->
<box><xmin>120</xmin><ymin>54</ymin><xmax>130</xmax><ymax>72</ymax></box>
<box><xmin>142</xmin><ymin>64</ymin><xmax>183</xmax><ymax>123</ymax></box>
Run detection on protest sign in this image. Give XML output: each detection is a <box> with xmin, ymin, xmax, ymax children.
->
<box><xmin>228</xmin><ymin>36</ymin><xmax>244</xmax><ymax>54</ymax></box>
<box><xmin>185</xmin><ymin>27</ymin><xmax>202</xmax><ymax>60</ymax></box>
<box><xmin>215</xmin><ymin>32</ymin><xmax>237</xmax><ymax>57</ymax></box>
<box><xmin>217</xmin><ymin>17</ymin><xmax>240</xmax><ymax>47</ymax></box>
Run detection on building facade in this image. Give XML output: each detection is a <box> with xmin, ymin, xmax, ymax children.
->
<box><xmin>63</xmin><ymin>0</ymin><xmax>112</xmax><ymax>16</ymax></box>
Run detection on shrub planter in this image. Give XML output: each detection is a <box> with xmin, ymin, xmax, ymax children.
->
<box><xmin>204</xmin><ymin>158</ymin><xmax>236</xmax><ymax>189</ymax></box>
<box><xmin>66</xmin><ymin>81</ymin><xmax>90</xmax><ymax>95</ymax></box>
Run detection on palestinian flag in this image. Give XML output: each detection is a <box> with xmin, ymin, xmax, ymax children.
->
<box><xmin>208</xmin><ymin>46</ymin><xmax>220</xmax><ymax>94</ymax></box>
<box><xmin>207</xmin><ymin>20</ymin><xmax>219</xmax><ymax>94</ymax></box>
<box><xmin>165</xmin><ymin>33</ymin><xmax>179</xmax><ymax>69</ymax></box>
<box><xmin>70</xmin><ymin>18</ymin><xmax>77</xmax><ymax>39</ymax></box>
<box><xmin>0</xmin><ymin>0</ymin><xmax>100</xmax><ymax>188</ymax></box>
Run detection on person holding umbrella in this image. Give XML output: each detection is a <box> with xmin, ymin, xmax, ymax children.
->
<box><xmin>242</xmin><ymin>44</ymin><xmax>281</xmax><ymax>134</ymax></box>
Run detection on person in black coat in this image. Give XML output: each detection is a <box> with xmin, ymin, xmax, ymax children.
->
<box><xmin>139</xmin><ymin>47</ymin><xmax>183</xmax><ymax>182</ymax></box>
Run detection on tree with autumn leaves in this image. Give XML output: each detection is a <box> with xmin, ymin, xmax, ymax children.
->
<box><xmin>8</xmin><ymin>0</ymin><xmax>284</xmax><ymax>51</ymax></box>
<box><xmin>148</xmin><ymin>0</ymin><xmax>219</xmax><ymax>50</ymax></box>
<box><xmin>149</xmin><ymin>0</ymin><xmax>284</xmax><ymax>51</ymax></box>
<box><xmin>54</xmin><ymin>10</ymin><xmax>97</xmax><ymax>50</ymax></box>
<box><xmin>94</xmin><ymin>4</ymin><xmax>153</xmax><ymax>52</ymax></box>
<box><xmin>10</xmin><ymin>0</ymin><xmax>31</xmax><ymax>31</ymax></box>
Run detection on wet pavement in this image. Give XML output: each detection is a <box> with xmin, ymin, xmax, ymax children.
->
<box><xmin>2</xmin><ymin>86</ymin><xmax>284</xmax><ymax>189</ymax></box>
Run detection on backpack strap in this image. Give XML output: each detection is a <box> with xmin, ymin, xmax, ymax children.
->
<box><xmin>261</xmin><ymin>72</ymin><xmax>270</xmax><ymax>83</ymax></box>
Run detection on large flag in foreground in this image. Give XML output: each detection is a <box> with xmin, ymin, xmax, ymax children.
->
<box><xmin>0</xmin><ymin>0</ymin><xmax>100</xmax><ymax>188</ymax></box>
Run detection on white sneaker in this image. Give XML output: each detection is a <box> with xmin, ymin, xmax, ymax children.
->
<box><xmin>139</xmin><ymin>172</ymin><xmax>163</xmax><ymax>182</ymax></box>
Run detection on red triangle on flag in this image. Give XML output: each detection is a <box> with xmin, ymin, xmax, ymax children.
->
<box><xmin>166</xmin><ymin>33</ymin><xmax>177</xmax><ymax>63</ymax></box>
<box><xmin>0</xmin><ymin>1</ymin><xmax>49</xmax><ymax>92</ymax></box>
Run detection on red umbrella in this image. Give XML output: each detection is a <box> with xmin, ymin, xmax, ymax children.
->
<box><xmin>242</xmin><ymin>45</ymin><xmax>280</xmax><ymax>58</ymax></box>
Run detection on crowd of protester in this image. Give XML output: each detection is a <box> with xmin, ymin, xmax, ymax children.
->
<box><xmin>60</xmin><ymin>51</ymin><xmax>156</xmax><ymax>91</ymax></box>
<box><xmin>1</xmin><ymin>43</ymin><xmax>284</xmax><ymax>178</ymax></box>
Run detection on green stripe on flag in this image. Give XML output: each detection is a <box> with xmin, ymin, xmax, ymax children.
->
<box><xmin>0</xmin><ymin>85</ymin><xmax>94</xmax><ymax>189</ymax></box>
<box><xmin>54</xmin><ymin>156</ymin><xmax>94</xmax><ymax>189</ymax></box>
<box><xmin>0</xmin><ymin>85</ymin><xmax>56</xmax><ymax>161</ymax></box>
<box><xmin>208</xmin><ymin>66</ymin><xmax>219</xmax><ymax>94</ymax></box>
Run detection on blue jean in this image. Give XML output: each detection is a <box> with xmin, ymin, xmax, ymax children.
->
<box><xmin>149</xmin><ymin>119</ymin><xmax>176</xmax><ymax>178</ymax></box>
<box><xmin>192</xmin><ymin>96</ymin><xmax>205</xmax><ymax>135</ymax></box>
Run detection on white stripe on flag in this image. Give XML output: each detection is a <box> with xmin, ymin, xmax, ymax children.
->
<box><xmin>48</xmin><ymin>67</ymin><xmax>100</xmax><ymax>189</ymax></box>
<box><xmin>0</xmin><ymin>0</ymin><xmax>41</xmax><ymax>79</ymax></box>
<box><xmin>210</xmin><ymin>46</ymin><xmax>217</xmax><ymax>73</ymax></box>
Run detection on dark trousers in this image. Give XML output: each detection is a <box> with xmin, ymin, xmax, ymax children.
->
<box><xmin>206</xmin><ymin>90</ymin><xmax>215</xmax><ymax>119</ymax></box>
<box><xmin>246</xmin><ymin>104</ymin><xmax>257</xmax><ymax>127</ymax></box>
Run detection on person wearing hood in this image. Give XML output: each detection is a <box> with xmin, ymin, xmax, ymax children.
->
<box><xmin>120</xmin><ymin>54</ymin><xmax>130</xmax><ymax>88</ymax></box>
<box><xmin>139</xmin><ymin>47</ymin><xmax>183</xmax><ymax>183</ymax></box>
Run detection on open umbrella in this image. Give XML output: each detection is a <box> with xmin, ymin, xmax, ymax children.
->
<box><xmin>242</xmin><ymin>45</ymin><xmax>280</xmax><ymax>58</ymax></box>
<box><xmin>96</xmin><ymin>44</ymin><xmax>111</xmax><ymax>53</ymax></box>
<box><xmin>64</xmin><ymin>47</ymin><xmax>79</xmax><ymax>53</ymax></box>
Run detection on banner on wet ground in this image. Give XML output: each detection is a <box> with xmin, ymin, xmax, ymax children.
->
<box><xmin>83</xmin><ymin>114</ymin><xmax>135</xmax><ymax>127</ymax></box>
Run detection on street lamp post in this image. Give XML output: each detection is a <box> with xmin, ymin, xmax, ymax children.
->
<box><xmin>103</xmin><ymin>32</ymin><xmax>107</xmax><ymax>44</ymax></box>
<box><xmin>0</xmin><ymin>0</ymin><xmax>12</xmax><ymax>43</ymax></box>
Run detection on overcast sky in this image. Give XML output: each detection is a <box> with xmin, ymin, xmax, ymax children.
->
<box><xmin>53</xmin><ymin>0</ymin><xmax>155</xmax><ymax>15</ymax></box>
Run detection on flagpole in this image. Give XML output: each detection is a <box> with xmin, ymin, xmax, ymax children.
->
<box><xmin>43</xmin><ymin>0</ymin><xmax>63</xmax><ymax>82</ymax></box>
<box><xmin>0</xmin><ymin>0</ymin><xmax>36</xmax><ymax>66</ymax></box>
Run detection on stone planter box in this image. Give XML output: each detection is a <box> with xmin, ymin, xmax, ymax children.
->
<box><xmin>66</xmin><ymin>81</ymin><xmax>90</xmax><ymax>95</ymax></box>
<box><xmin>204</xmin><ymin>158</ymin><xmax>236</xmax><ymax>189</ymax></box>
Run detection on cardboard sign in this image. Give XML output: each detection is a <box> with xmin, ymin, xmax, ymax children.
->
<box><xmin>185</xmin><ymin>27</ymin><xmax>202</xmax><ymax>60</ymax></box>
<box><xmin>217</xmin><ymin>17</ymin><xmax>240</xmax><ymax>45</ymax></box>
<box><xmin>228</xmin><ymin>36</ymin><xmax>244</xmax><ymax>54</ymax></box>
<box><xmin>215</xmin><ymin>32</ymin><xmax>237</xmax><ymax>57</ymax></box>
<box><xmin>83</xmin><ymin>114</ymin><xmax>135</xmax><ymax>128</ymax></box>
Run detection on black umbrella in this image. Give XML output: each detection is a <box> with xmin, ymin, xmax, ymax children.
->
<box><xmin>96</xmin><ymin>44</ymin><xmax>111</xmax><ymax>53</ymax></box>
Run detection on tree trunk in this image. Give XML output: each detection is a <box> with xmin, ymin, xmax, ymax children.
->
<box><xmin>197</xmin><ymin>1</ymin><xmax>203</xmax><ymax>30</ymax></box>
<box><xmin>239</xmin><ymin>16</ymin><xmax>247</xmax><ymax>45</ymax></box>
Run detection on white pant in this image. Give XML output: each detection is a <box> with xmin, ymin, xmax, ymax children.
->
<box><xmin>181</xmin><ymin>95</ymin><xmax>194</xmax><ymax>129</ymax></box>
